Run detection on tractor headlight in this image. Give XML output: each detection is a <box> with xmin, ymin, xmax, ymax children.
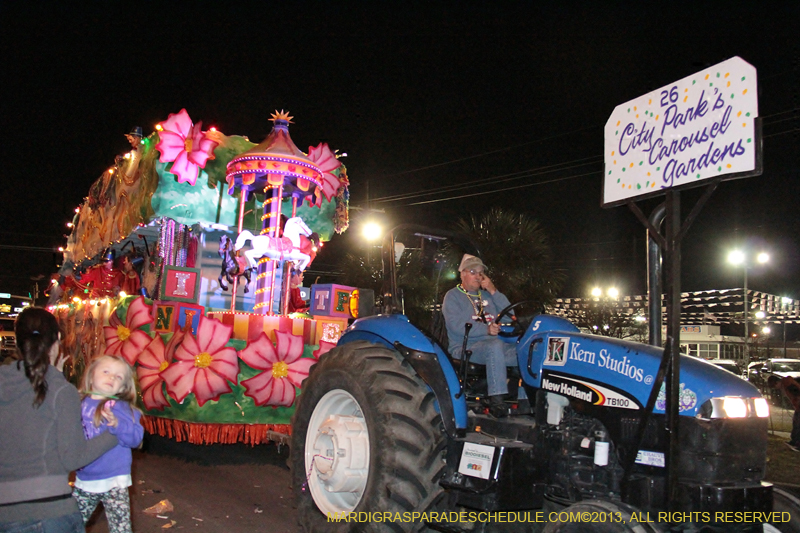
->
<box><xmin>754</xmin><ymin>397</ymin><xmax>770</xmax><ymax>418</ymax></box>
<box><xmin>698</xmin><ymin>397</ymin><xmax>769</xmax><ymax>419</ymax></box>
<box><xmin>722</xmin><ymin>397</ymin><xmax>747</xmax><ymax>418</ymax></box>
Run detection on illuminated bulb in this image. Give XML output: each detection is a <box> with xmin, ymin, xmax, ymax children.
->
<box><xmin>119</xmin><ymin>291</ymin><xmax>127</xmax><ymax>298</ymax></box>
<box><xmin>728</xmin><ymin>250</ymin><xmax>744</xmax><ymax>265</ymax></box>
<box><xmin>209</xmin><ymin>126</ymin><xmax>217</xmax><ymax>132</ymax></box>
<box><xmin>57</xmin><ymin>247</ymin><xmax>64</xmax><ymax>252</ymax></box>
<box><xmin>66</xmin><ymin>222</ymin><xmax>73</xmax><ymax>227</ymax></box>
<box><xmin>75</xmin><ymin>207</ymin><xmax>80</xmax><ymax>213</ymax></box>
<box><xmin>108</xmin><ymin>168</ymin><xmax>115</xmax><ymax>174</ymax></box>
<box><xmin>591</xmin><ymin>287</ymin><xmax>602</xmax><ymax>297</ymax></box>
<box><xmin>607</xmin><ymin>287</ymin><xmax>619</xmax><ymax>299</ymax></box>
<box><xmin>362</xmin><ymin>222</ymin><xmax>382</xmax><ymax>241</ymax></box>
<box><xmin>722</xmin><ymin>397</ymin><xmax>747</xmax><ymax>418</ymax></box>
<box><xmin>123</xmin><ymin>152</ymin><xmax>131</xmax><ymax>160</ymax></box>
<box><xmin>754</xmin><ymin>398</ymin><xmax>769</xmax><ymax>418</ymax></box>
<box><xmin>155</xmin><ymin>124</ymin><xmax>163</xmax><ymax>131</ymax></box>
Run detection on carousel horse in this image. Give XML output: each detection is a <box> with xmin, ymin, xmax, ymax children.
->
<box><xmin>234</xmin><ymin>217</ymin><xmax>314</xmax><ymax>271</ymax></box>
<box><xmin>218</xmin><ymin>235</ymin><xmax>254</xmax><ymax>292</ymax></box>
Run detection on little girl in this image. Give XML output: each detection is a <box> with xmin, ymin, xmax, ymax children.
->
<box><xmin>73</xmin><ymin>355</ymin><xmax>144</xmax><ymax>533</ymax></box>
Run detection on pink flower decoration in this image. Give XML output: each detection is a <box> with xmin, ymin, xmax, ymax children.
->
<box><xmin>160</xmin><ymin>316</ymin><xmax>239</xmax><ymax>406</ymax></box>
<box><xmin>104</xmin><ymin>296</ymin><xmax>153</xmax><ymax>365</ymax></box>
<box><xmin>155</xmin><ymin>109</ymin><xmax>219</xmax><ymax>186</ymax></box>
<box><xmin>307</xmin><ymin>143</ymin><xmax>342</xmax><ymax>206</ymax></box>
<box><xmin>239</xmin><ymin>331</ymin><xmax>317</xmax><ymax>407</ymax></box>
<box><xmin>137</xmin><ymin>331</ymin><xmax>184</xmax><ymax>411</ymax></box>
<box><xmin>312</xmin><ymin>340</ymin><xmax>336</xmax><ymax>359</ymax></box>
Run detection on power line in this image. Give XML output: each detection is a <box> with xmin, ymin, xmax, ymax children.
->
<box><xmin>381</xmin><ymin>118</ymin><xmax>798</xmax><ymax>208</ymax></box>
<box><xmin>372</xmin><ymin>154</ymin><xmax>603</xmax><ymax>204</ymax></box>
<box><xmin>405</xmin><ymin>170</ymin><xmax>599</xmax><ymax>206</ymax></box>
<box><xmin>380</xmin><ymin>124</ymin><xmax>602</xmax><ymax>178</ymax></box>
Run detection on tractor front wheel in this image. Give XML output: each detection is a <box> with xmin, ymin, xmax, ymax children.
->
<box><xmin>291</xmin><ymin>340</ymin><xmax>446</xmax><ymax>532</ymax></box>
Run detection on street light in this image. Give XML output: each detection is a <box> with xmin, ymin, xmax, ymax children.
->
<box><xmin>362</xmin><ymin>221</ymin><xmax>382</xmax><ymax>241</ymax></box>
<box><xmin>728</xmin><ymin>249</ymin><xmax>769</xmax><ymax>364</ymax></box>
<box><xmin>762</xmin><ymin>326</ymin><xmax>772</xmax><ymax>358</ymax></box>
<box><xmin>591</xmin><ymin>286</ymin><xmax>618</xmax><ymax>299</ymax></box>
<box><xmin>361</xmin><ymin>221</ymin><xmax>383</xmax><ymax>265</ymax></box>
<box><xmin>782</xmin><ymin>297</ymin><xmax>792</xmax><ymax>355</ymax></box>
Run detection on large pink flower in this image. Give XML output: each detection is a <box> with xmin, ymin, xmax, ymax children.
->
<box><xmin>155</xmin><ymin>109</ymin><xmax>219</xmax><ymax>186</ymax></box>
<box><xmin>137</xmin><ymin>331</ymin><xmax>184</xmax><ymax>411</ymax></box>
<box><xmin>306</xmin><ymin>143</ymin><xmax>342</xmax><ymax>206</ymax></box>
<box><xmin>239</xmin><ymin>331</ymin><xmax>317</xmax><ymax>407</ymax></box>
<box><xmin>160</xmin><ymin>316</ymin><xmax>238</xmax><ymax>406</ymax></box>
<box><xmin>104</xmin><ymin>296</ymin><xmax>153</xmax><ymax>365</ymax></box>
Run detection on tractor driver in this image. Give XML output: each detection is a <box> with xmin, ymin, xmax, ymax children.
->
<box><xmin>442</xmin><ymin>254</ymin><xmax>518</xmax><ymax>417</ymax></box>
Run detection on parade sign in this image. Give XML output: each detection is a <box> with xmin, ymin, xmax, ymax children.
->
<box><xmin>603</xmin><ymin>56</ymin><xmax>759</xmax><ymax>206</ymax></box>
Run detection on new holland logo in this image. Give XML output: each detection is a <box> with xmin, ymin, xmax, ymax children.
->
<box><xmin>541</xmin><ymin>373</ymin><xmax>640</xmax><ymax>410</ymax></box>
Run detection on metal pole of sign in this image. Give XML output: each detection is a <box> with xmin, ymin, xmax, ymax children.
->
<box><xmin>664</xmin><ymin>189</ymin><xmax>681</xmax><ymax>510</ymax></box>
<box><xmin>624</xmin><ymin>179</ymin><xmax>720</xmax><ymax>509</ymax></box>
<box><xmin>647</xmin><ymin>203</ymin><xmax>666</xmax><ymax>347</ymax></box>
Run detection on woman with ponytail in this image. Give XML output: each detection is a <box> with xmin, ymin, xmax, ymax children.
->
<box><xmin>0</xmin><ymin>307</ymin><xmax>118</xmax><ymax>532</ymax></box>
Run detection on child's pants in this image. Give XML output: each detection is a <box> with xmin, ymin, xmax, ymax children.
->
<box><xmin>72</xmin><ymin>486</ymin><xmax>132</xmax><ymax>533</ymax></box>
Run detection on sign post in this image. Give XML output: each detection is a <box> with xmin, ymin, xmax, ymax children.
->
<box><xmin>605</xmin><ymin>57</ymin><xmax>761</xmax><ymax>509</ymax></box>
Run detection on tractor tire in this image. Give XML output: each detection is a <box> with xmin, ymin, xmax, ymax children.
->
<box><xmin>291</xmin><ymin>340</ymin><xmax>446</xmax><ymax>533</ymax></box>
<box><xmin>542</xmin><ymin>499</ymin><xmax>659</xmax><ymax>533</ymax></box>
<box><xmin>767</xmin><ymin>487</ymin><xmax>800</xmax><ymax>533</ymax></box>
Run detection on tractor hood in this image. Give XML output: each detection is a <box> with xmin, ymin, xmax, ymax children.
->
<box><xmin>518</xmin><ymin>315</ymin><xmax>761</xmax><ymax>417</ymax></box>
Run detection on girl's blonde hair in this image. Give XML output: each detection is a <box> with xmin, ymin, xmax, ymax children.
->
<box><xmin>80</xmin><ymin>355</ymin><xmax>139</xmax><ymax>427</ymax></box>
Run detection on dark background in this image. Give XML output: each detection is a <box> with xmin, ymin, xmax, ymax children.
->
<box><xmin>0</xmin><ymin>2</ymin><xmax>797</xmax><ymax>301</ymax></box>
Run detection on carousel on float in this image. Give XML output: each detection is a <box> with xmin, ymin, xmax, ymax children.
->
<box><xmin>50</xmin><ymin>110</ymin><xmax>358</xmax><ymax>444</ymax></box>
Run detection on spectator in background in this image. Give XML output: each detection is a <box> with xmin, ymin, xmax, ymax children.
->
<box><xmin>779</xmin><ymin>376</ymin><xmax>800</xmax><ymax>452</ymax></box>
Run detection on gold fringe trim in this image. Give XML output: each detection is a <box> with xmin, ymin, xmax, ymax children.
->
<box><xmin>142</xmin><ymin>415</ymin><xmax>292</xmax><ymax>446</ymax></box>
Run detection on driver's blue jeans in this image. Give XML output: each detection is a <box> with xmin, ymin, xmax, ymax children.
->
<box><xmin>454</xmin><ymin>338</ymin><xmax>519</xmax><ymax>397</ymax></box>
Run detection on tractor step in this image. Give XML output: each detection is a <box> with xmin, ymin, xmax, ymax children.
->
<box><xmin>467</xmin><ymin>412</ymin><xmax>538</xmax><ymax>444</ymax></box>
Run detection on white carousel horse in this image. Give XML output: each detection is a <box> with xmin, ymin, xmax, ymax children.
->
<box><xmin>234</xmin><ymin>217</ymin><xmax>314</xmax><ymax>271</ymax></box>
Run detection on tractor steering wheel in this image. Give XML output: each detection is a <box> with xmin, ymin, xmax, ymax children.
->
<box><xmin>494</xmin><ymin>300</ymin><xmax>541</xmax><ymax>338</ymax></box>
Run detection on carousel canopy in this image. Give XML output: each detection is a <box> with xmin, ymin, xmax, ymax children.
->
<box><xmin>225</xmin><ymin>110</ymin><xmax>323</xmax><ymax>201</ymax></box>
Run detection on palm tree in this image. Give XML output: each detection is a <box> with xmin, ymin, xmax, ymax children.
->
<box><xmin>453</xmin><ymin>207</ymin><xmax>564</xmax><ymax>312</ymax></box>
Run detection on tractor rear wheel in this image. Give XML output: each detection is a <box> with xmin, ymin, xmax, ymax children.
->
<box><xmin>291</xmin><ymin>340</ymin><xmax>446</xmax><ymax>532</ymax></box>
<box><xmin>542</xmin><ymin>499</ymin><xmax>659</xmax><ymax>533</ymax></box>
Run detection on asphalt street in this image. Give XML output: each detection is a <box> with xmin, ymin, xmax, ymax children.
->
<box><xmin>85</xmin><ymin>435</ymin><xmax>300</xmax><ymax>533</ymax></box>
<box><xmin>84</xmin><ymin>428</ymin><xmax>800</xmax><ymax>533</ymax></box>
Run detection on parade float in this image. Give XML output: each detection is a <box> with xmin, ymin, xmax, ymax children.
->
<box><xmin>50</xmin><ymin>109</ymin><xmax>356</xmax><ymax>445</ymax></box>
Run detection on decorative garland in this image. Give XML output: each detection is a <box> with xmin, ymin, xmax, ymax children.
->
<box><xmin>142</xmin><ymin>416</ymin><xmax>292</xmax><ymax>446</ymax></box>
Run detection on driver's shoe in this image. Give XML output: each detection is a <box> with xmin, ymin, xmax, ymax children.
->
<box><xmin>487</xmin><ymin>394</ymin><xmax>510</xmax><ymax>418</ymax></box>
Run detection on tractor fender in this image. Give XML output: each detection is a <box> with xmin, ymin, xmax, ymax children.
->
<box><xmin>339</xmin><ymin>314</ymin><xmax>468</xmax><ymax>435</ymax></box>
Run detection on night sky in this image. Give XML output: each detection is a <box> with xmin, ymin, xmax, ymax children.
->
<box><xmin>0</xmin><ymin>2</ymin><xmax>797</xmax><ymax>301</ymax></box>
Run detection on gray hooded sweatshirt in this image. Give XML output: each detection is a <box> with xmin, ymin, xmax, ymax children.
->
<box><xmin>0</xmin><ymin>362</ymin><xmax>117</xmax><ymax>523</ymax></box>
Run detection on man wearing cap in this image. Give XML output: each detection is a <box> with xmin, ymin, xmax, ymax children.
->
<box><xmin>442</xmin><ymin>254</ymin><xmax>517</xmax><ymax>417</ymax></box>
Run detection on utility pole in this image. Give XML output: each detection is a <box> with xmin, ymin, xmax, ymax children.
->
<box><xmin>743</xmin><ymin>269</ymin><xmax>750</xmax><ymax>365</ymax></box>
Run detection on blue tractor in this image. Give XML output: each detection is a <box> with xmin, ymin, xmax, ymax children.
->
<box><xmin>290</xmin><ymin>227</ymin><xmax>799</xmax><ymax>532</ymax></box>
